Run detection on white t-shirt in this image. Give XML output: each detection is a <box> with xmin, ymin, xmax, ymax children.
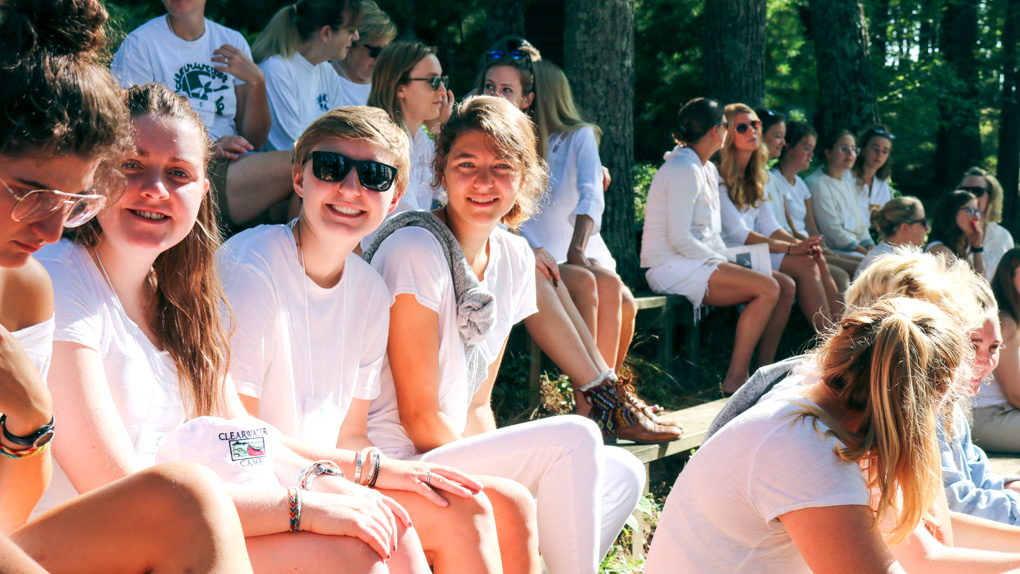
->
<box><xmin>641</xmin><ymin>146</ymin><xmax>727</xmax><ymax>269</ymax></box>
<box><xmin>982</xmin><ymin>222</ymin><xmax>1015</xmax><ymax>281</ymax></box>
<box><xmin>845</xmin><ymin>171</ymin><xmax>893</xmax><ymax>222</ymax></box>
<box><xmin>111</xmin><ymin>16</ymin><xmax>251</xmax><ymax>141</ymax></box>
<box><xmin>405</xmin><ymin>127</ymin><xmax>439</xmax><ymax>212</ymax></box>
<box><xmin>767</xmin><ymin>168</ymin><xmax>811</xmax><ymax>235</ymax></box>
<box><xmin>260</xmin><ymin>53</ymin><xmax>344</xmax><ymax>151</ymax></box>
<box><xmin>336</xmin><ymin>72</ymin><xmax>373</xmax><ymax>107</ymax></box>
<box><xmin>36</xmin><ymin>241</ymin><xmax>186</xmax><ymax>511</ymax></box>
<box><xmin>15</xmin><ymin>317</ymin><xmax>54</xmax><ymax>382</ymax></box>
<box><xmin>854</xmin><ymin>241</ymin><xmax>896</xmax><ymax>279</ymax></box>
<box><xmin>366</xmin><ymin>227</ymin><xmax>538</xmax><ymax>458</ymax></box>
<box><xmin>218</xmin><ymin>225</ymin><xmax>389</xmax><ymax>448</ymax></box>
<box><xmin>644</xmin><ymin>395</ymin><xmax>870</xmax><ymax>574</ymax></box>
<box><xmin>519</xmin><ymin>127</ymin><xmax>616</xmax><ymax>270</ymax></box>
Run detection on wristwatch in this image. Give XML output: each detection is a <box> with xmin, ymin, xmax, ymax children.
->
<box><xmin>0</xmin><ymin>414</ymin><xmax>55</xmax><ymax>448</ymax></box>
<box><xmin>298</xmin><ymin>460</ymin><xmax>344</xmax><ymax>490</ymax></box>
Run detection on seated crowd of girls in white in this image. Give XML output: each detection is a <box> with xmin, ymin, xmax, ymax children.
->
<box><xmin>10</xmin><ymin>0</ymin><xmax>1020</xmax><ymax>572</ymax></box>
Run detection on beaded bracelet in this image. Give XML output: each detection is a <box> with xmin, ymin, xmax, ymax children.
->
<box><xmin>0</xmin><ymin>441</ymin><xmax>48</xmax><ymax>460</ymax></box>
<box><xmin>287</xmin><ymin>486</ymin><xmax>302</xmax><ymax>532</ymax></box>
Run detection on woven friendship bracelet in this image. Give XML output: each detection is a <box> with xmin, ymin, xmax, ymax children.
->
<box><xmin>287</xmin><ymin>486</ymin><xmax>302</xmax><ymax>532</ymax></box>
<box><xmin>0</xmin><ymin>441</ymin><xmax>48</xmax><ymax>460</ymax></box>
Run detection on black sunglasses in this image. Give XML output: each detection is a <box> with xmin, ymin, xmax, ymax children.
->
<box><xmin>959</xmin><ymin>185</ymin><xmax>988</xmax><ymax>198</ymax></box>
<box><xmin>907</xmin><ymin>218</ymin><xmax>929</xmax><ymax>229</ymax></box>
<box><xmin>307</xmin><ymin>151</ymin><xmax>397</xmax><ymax>192</ymax></box>
<box><xmin>870</xmin><ymin>127</ymin><xmax>896</xmax><ymax>141</ymax></box>
<box><xmin>407</xmin><ymin>75</ymin><xmax>449</xmax><ymax>91</ymax></box>
<box><xmin>735</xmin><ymin>120</ymin><xmax>760</xmax><ymax>134</ymax></box>
<box><xmin>358</xmin><ymin>43</ymin><xmax>384</xmax><ymax>58</ymax></box>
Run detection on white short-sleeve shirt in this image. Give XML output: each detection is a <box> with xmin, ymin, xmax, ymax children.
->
<box><xmin>15</xmin><ymin>317</ymin><xmax>54</xmax><ymax>382</ymax></box>
<box><xmin>111</xmin><ymin>16</ymin><xmax>252</xmax><ymax>141</ymax></box>
<box><xmin>644</xmin><ymin>395</ymin><xmax>870</xmax><ymax>574</ymax></box>
<box><xmin>218</xmin><ymin>225</ymin><xmax>389</xmax><ymax>448</ymax></box>
<box><xmin>260</xmin><ymin>53</ymin><xmax>345</xmax><ymax>151</ymax></box>
<box><xmin>36</xmin><ymin>240</ymin><xmax>187</xmax><ymax>511</ymax></box>
<box><xmin>336</xmin><ymin>73</ymin><xmax>373</xmax><ymax>107</ymax></box>
<box><xmin>366</xmin><ymin>226</ymin><xmax>538</xmax><ymax>457</ymax></box>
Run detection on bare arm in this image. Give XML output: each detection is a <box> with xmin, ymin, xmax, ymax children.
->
<box><xmin>889</xmin><ymin>519</ymin><xmax>1020</xmax><ymax>573</ymax></box>
<box><xmin>566</xmin><ymin>214</ymin><xmax>595</xmax><ymax>267</ymax></box>
<box><xmin>462</xmin><ymin>339</ymin><xmax>507</xmax><ymax>439</ymax></box>
<box><xmin>781</xmin><ymin>505</ymin><xmax>905</xmax><ymax>574</ymax></box>
<box><xmin>213</xmin><ymin>45</ymin><xmax>270</xmax><ymax>151</ymax></box>
<box><xmin>804</xmin><ymin>197</ymin><xmax>821</xmax><ymax>237</ymax></box>
<box><xmin>387</xmin><ymin>294</ymin><xmax>462</xmax><ymax>452</ymax></box>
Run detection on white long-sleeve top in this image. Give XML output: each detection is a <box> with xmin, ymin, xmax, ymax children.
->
<box><xmin>718</xmin><ymin>184</ymin><xmax>783</xmax><ymax>247</ymax></box>
<box><xmin>520</xmin><ymin>127</ymin><xmax>614</xmax><ymax>265</ymax></box>
<box><xmin>641</xmin><ymin>146</ymin><xmax>727</xmax><ymax>268</ymax></box>
<box><xmin>804</xmin><ymin>169</ymin><xmax>872</xmax><ymax>251</ymax></box>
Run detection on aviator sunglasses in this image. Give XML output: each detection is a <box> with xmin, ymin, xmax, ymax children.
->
<box><xmin>308</xmin><ymin>151</ymin><xmax>397</xmax><ymax>192</ymax></box>
<box><xmin>735</xmin><ymin>120</ymin><xmax>760</xmax><ymax>134</ymax></box>
<box><xmin>1</xmin><ymin>177</ymin><xmax>106</xmax><ymax>228</ymax></box>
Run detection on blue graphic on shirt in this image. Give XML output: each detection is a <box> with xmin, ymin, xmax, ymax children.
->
<box><xmin>317</xmin><ymin>93</ymin><xmax>329</xmax><ymax>112</ymax></box>
<box><xmin>174</xmin><ymin>63</ymin><xmax>231</xmax><ymax>116</ymax></box>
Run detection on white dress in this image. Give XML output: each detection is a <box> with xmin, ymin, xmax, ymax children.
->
<box><xmin>519</xmin><ymin>127</ymin><xmax>616</xmax><ymax>270</ymax></box>
<box><xmin>641</xmin><ymin>146</ymin><xmax>727</xmax><ymax>316</ymax></box>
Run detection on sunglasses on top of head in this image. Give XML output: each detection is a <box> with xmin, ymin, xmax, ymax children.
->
<box><xmin>307</xmin><ymin>151</ymin><xmax>397</xmax><ymax>192</ymax></box>
<box><xmin>407</xmin><ymin>75</ymin><xmax>449</xmax><ymax>91</ymax></box>
<box><xmin>1</xmin><ymin>177</ymin><xmax>106</xmax><ymax>228</ymax></box>
<box><xmin>735</xmin><ymin>120</ymin><xmax>760</xmax><ymax>134</ymax></box>
<box><xmin>358</xmin><ymin>43</ymin><xmax>384</xmax><ymax>59</ymax></box>
<box><xmin>959</xmin><ymin>185</ymin><xmax>988</xmax><ymax>198</ymax></box>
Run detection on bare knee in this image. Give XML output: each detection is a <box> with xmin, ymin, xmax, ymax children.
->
<box><xmin>565</xmin><ymin>268</ymin><xmax>599</xmax><ymax>309</ymax></box>
<box><xmin>136</xmin><ymin>462</ymin><xmax>235</xmax><ymax>522</ymax></box>
<box><xmin>480</xmin><ymin>478</ymin><xmax>538</xmax><ymax>548</ymax></box>
<box><xmin>442</xmin><ymin>490</ymin><xmax>499</xmax><ymax>544</ymax></box>
<box><xmin>774</xmin><ymin>272</ymin><xmax>796</xmax><ymax>301</ymax></box>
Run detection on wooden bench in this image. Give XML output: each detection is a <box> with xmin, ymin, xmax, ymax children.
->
<box><xmin>615</xmin><ymin>398</ymin><xmax>729</xmax><ymax>557</ymax></box>
<box><xmin>525</xmin><ymin>293</ymin><xmax>701</xmax><ymax>396</ymax></box>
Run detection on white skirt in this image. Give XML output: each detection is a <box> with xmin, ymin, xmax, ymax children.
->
<box><xmin>646</xmin><ymin>255</ymin><xmax>724</xmax><ymax>322</ymax></box>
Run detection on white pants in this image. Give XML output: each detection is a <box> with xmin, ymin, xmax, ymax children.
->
<box><xmin>412</xmin><ymin>415</ymin><xmax>645</xmax><ymax>574</ymax></box>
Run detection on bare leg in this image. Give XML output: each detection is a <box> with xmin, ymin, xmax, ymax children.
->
<box><xmin>246</xmin><ymin>530</ymin><xmax>416</xmax><ymax>574</ymax></box>
<box><xmin>524</xmin><ymin>270</ymin><xmax>610</xmax><ymax>417</ymax></box>
<box><xmin>13</xmin><ymin>462</ymin><xmax>253</xmax><ymax>574</ymax></box>
<box><xmin>557</xmin><ymin>265</ymin><xmax>599</xmax><ymax>337</ymax></box>
<box><xmin>381</xmin><ymin>486</ymin><xmax>505</xmax><ymax>574</ymax></box>
<box><xmin>225</xmin><ymin>150</ymin><xmax>296</xmax><ymax>225</ymax></box>
<box><xmin>824</xmin><ymin>253</ymin><xmax>861</xmax><ymax>277</ymax></box>
<box><xmin>702</xmin><ymin>263</ymin><xmax>780</xmax><ymax>394</ymax></box>
<box><xmin>476</xmin><ymin>477</ymin><xmax>539</xmax><ymax>574</ymax></box>
<box><xmin>779</xmin><ymin>254</ymin><xmax>830</xmax><ymax>332</ymax></box>
<box><xmin>756</xmin><ymin>270</ymin><xmax>795</xmax><ymax>367</ymax></box>
<box><xmin>616</xmin><ymin>286</ymin><xmax>637</xmax><ymax>370</ymax></box>
<box><xmin>824</xmin><ymin>263</ymin><xmax>848</xmax><ymax>319</ymax></box>
<box><xmin>0</xmin><ymin>535</ymin><xmax>46</xmax><ymax>574</ymax></box>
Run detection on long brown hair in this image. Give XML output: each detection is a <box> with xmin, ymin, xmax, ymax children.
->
<box><xmin>70</xmin><ymin>83</ymin><xmax>229</xmax><ymax>418</ymax></box>
<box><xmin>798</xmin><ymin>297</ymin><xmax>967</xmax><ymax>545</ymax></box>
<box><xmin>367</xmin><ymin>41</ymin><xmax>435</xmax><ymax>130</ymax></box>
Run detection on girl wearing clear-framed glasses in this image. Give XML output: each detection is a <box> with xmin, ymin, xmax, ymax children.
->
<box><xmin>804</xmin><ymin>129</ymin><xmax>874</xmax><ymax>256</ymax></box>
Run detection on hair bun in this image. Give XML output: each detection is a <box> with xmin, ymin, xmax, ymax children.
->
<box><xmin>0</xmin><ymin>0</ymin><xmax>108</xmax><ymax>61</ymax></box>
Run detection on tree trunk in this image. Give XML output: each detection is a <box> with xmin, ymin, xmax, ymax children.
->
<box><xmin>934</xmin><ymin>0</ymin><xmax>982</xmax><ymax>188</ymax></box>
<box><xmin>807</xmin><ymin>0</ymin><xmax>880</xmax><ymax>136</ymax></box>
<box><xmin>486</xmin><ymin>0</ymin><xmax>526</xmax><ymax>47</ymax></box>
<box><xmin>1000</xmin><ymin>0</ymin><xmax>1020</xmax><ymax>239</ymax></box>
<box><xmin>702</xmin><ymin>0</ymin><xmax>766</xmax><ymax>108</ymax></box>
<box><xmin>869</xmin><ymin>0</ymin><xmax>892</xmax><ymax>88</ymax></box>
<box><xmin>563</xmin><ymin>0</ymin><xmax>638</xmax><ymax>284</ymax></box>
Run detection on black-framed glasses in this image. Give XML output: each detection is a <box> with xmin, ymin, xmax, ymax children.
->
<box><xmin>907</xmin><ymin>218</ymin><xmax>929</xmax><ymax>230</ymax></box>
<box><xmin>1</xmin><ymin>177</ymin><xmax>106</xmax><ymax>228</ymax></box>
<box><xmin>407</xmin><ymin>75</ymin><xmax>449</xmax><ymax>91</ymax></box>
<box><xmin>959</xmin><ymin>185</ymin><xmax>988</xmax><ymax>198</ymax></box>
<box><xmin>357</xmin><ymin>43</ymin><xmax>385</xmax><ymax>59</ymax></box>
<box><xmin>735</xmin><ymin>120</ymin><xmax>760</xmax><ymax>134</ymax></box>
<box><xmin>307</xmin><ymin>152</ymin><xmax>397</xmax><ymax>192</ymax></box>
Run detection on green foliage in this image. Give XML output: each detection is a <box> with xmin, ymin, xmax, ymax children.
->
<box><xmin>633</xmin><ymin>162</ymin><xmax>656</xmax><ymax>224</ymax></box>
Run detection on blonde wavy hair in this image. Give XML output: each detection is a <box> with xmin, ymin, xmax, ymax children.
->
<box><xmin>719</xmin><ymin>103</ymin><xmax>771</xmax><ymax>209</ymax></box>
<box><xmin>797</xmin><ymin>296</ymin><xmax>967</xmax><ymax>545</ymax></box>
<box><xmin>958</xmin><ymin>166</ymin><xmax>1004</xmax><ymax>225</ymax></box>
<box><xmin>530</xmin><ymin>60</ymin><xmax>601</xmax><ymax>160</ymax></box>
<box><xmin>433</xmin><ymin>96</ymin><xmax>547</xmax><ymax>229</ymax></box>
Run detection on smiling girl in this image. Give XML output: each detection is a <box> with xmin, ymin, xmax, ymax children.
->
<box><xmin>365</xmin><ymin>96</ymin><xmax>644</xmax><ymax>573</ymax></box>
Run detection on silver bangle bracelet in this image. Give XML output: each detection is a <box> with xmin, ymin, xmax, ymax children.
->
<box><xmin>299</xmin><ymin>459</ymin><xmax>344</xmax><ymax>491</ymax></box>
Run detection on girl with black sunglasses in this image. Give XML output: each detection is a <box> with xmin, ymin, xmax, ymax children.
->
<box><xmin>957</xmin><ymin>167</ymin><xmax>1014</xmax><ymax>279</ymax></box>
<box><xmin>253</xmin><ymin>0</ymin><xmax>362</xmax><ymax>152</ymax></box>
<box><xmin>332</xmin><ymin>1</ymin><xmax>397</xmax><ymax>107</ymax></box>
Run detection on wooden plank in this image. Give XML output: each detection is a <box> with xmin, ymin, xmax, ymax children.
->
<box><xmin>618</xmin><ymin>398</ymin><xmax>728</xmax><ymax>464</ymax></box>
<box><xmin>988</xmin><ymin>455</ymin><xmax>1020</xmax><ymax>476</ymax></box>
<box><xmin>634</xmin><ymin>295</ymin><xmax>669</xmax><ymax>310</ymax></box>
